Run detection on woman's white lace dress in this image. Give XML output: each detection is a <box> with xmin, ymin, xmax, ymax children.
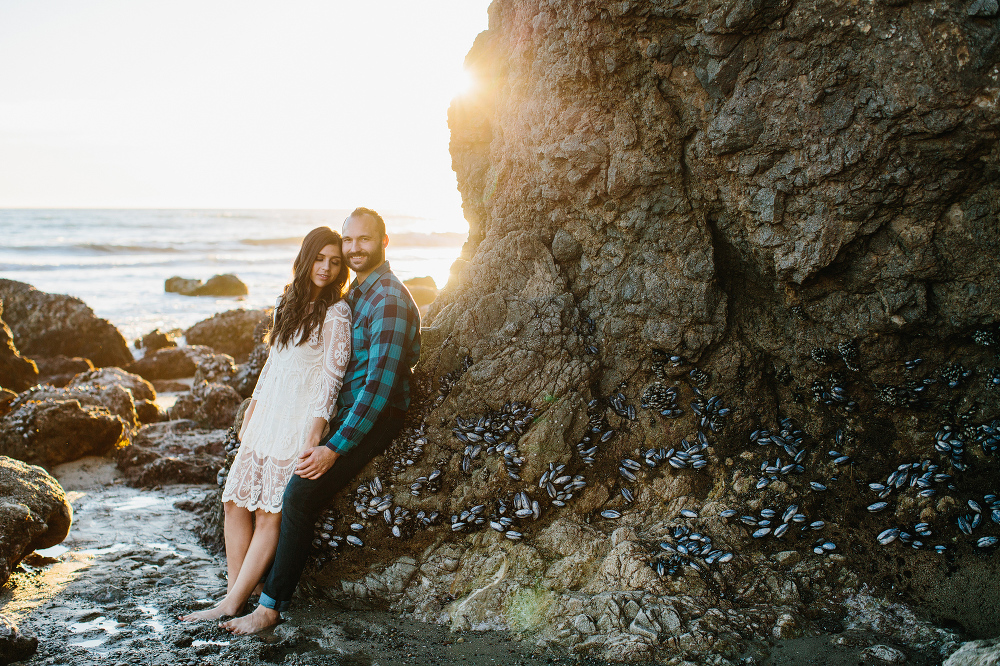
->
<box><xmin>221</xmin><ymin>299</ymin><xmax>352</xmax><ymax>513</ymax></box>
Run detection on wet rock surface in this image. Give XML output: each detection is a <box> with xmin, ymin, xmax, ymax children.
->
<box><xmin>0</xmin><ymin>457</ymin><xmax>72</xmax><ymax>587</ymax></box>
<box><xmin>0</xmin><ymin>280</ymin><xmax>133</xmax><ymax>368</ymax></box>
<box><xmin>0</xmin><ymin>393</ymin><xmax>126</xmax><ymax>468</ymax></box>
<box><xmin>184</xmin><ymin>308</ymin><xmax>268</xmax><ymax>362</ymax></box>
<box><xmin>116</xmin><ymin>420</ymin><xmax>227</xmax><ymax>487</ymax></box>
<box><xmin>0</xmin><ymin>301</ymin><xmax>38</xmax><ymax>393</ymax></box>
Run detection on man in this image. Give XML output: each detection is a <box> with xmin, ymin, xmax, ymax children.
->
<box><xmin>222</xmin><ymin>207</ymin><xmax>421</xmax><ymax>634</ymax></box>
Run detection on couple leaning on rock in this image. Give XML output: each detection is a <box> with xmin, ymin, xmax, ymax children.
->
<box><xmin>179</xmin><ymin>207</ymin><xmax>421</xmax><ymax>634</ymax></box>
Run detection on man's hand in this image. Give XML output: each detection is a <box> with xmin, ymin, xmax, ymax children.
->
<box><xmin>294</xmin><ymin>445</ymin><xmax>340</xmax><ymax>479</ymax></box>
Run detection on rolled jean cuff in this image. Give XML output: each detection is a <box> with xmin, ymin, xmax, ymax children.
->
<box><xmin>258</xmin><ymin>591</ymin><xmax>290</xmax><ymax>612</ymax></box>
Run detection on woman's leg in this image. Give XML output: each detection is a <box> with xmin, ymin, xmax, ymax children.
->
<box><xmin>179</xmin><ymin>501</ymin><xmax>255</xmax><ymax>621</ymax></box>
<box><xmin>223</xmin><ymin>501</ymin><xmax>254</xmax><ymax>593</ymax></box>
<box><xmin>216</xmin><ymin>509</ymin><xmax>282</xmax><ymax>615</ymax></box>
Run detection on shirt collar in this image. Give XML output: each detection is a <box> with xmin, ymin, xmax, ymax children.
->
<box><xmin>349</xmin><ymin>261</ymin><xmax>391</xmax><ymax>298</ymax></box>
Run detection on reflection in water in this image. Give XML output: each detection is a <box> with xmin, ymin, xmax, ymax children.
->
<box><xmin>112</xmin><ymin>496</ymin><xmax>166</xmax><ymax>511</ymax></box>
<box><xmin>138</xmin><ymin>605</ymin><xmax>165</xmax><ymax>633</ymax></box>
<box><xmin>34</xmin><ymin>545</ymin><xmax>69</xmax><ymax>558</ymax></box>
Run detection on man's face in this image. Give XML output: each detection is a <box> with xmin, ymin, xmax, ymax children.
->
<box><xmin>342</xmin><ymin>214</ymin><xmax>387</xmax><ymax>276</ymax></box>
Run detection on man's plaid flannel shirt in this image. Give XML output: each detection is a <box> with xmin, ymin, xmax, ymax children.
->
<box><xmin>323</xmin><ymin>261</ymin><xmax>421</xmax><ymax>454</ymax></box>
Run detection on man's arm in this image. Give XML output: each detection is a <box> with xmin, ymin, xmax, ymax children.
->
<box><xmin>326</xmin><ymin>293</ymin><xmax>414</xmax><ymax>455</ymax></box>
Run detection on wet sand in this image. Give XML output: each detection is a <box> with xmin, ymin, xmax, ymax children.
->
<box><xmin>0</xmin><ymin>458</ymin><xmax>608</xmax><ymax>666</ymax></box>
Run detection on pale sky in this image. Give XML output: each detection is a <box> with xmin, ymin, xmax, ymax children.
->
<box><xmin>0</xmin><ymin>0</ymin><xmax>491</xmax><ymax>230</ymax></box>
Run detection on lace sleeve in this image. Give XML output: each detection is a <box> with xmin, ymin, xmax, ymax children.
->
<box><xmin>310</xmin><ymin>299</ymin><xmax>352</xmax><ymax>420</ymax></box>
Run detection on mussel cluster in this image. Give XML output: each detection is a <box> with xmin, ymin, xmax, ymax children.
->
<box><xmin>437</xmin><ymin>355</ymin><xmax>473</xmax><ymax>401</ymax></box>
<box><xmin>454</xmin><ymin>401</ymin><xmax>535</xmax><ymax>481</ymax></box>
<box><xmin>649</xmin><ymin>348</ymin><xmax>686</xmax><ymax>380</ymax></box>
<box><xmin>647</xmin><ymin>513</ymin><xmax>735</xmax><ymax>579</ymax></box>
<box><xmin>383</xmin><ymin>425</ymin><xmax>428</xmax><ymax>475</ymax></box>
<box><xmin>216</xmin><ymin>426</ymin><xmax>241</xmax><ymax>487</ymax></box>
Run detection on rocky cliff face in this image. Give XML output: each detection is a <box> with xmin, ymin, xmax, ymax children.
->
<box><xmin>216</xmin><ymin>2</ymin><xmax>1000</xmax><ymax>662</ymax></box>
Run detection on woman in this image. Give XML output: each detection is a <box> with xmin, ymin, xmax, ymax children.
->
<box><xmin>181</xmin><ymin>226</ymin><xmax>351</xmax><ymax>622</ymax></box>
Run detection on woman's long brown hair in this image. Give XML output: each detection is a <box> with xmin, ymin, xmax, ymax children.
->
<box><xmin>267</xmin><ymin>226</ymin><xmax>349</xmax><ymax>348</ymax></box>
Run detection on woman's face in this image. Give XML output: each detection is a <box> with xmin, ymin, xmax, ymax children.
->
<box><xmin>310</xmin><ymin>243</ymin><xmax>342</xmax><ymax>293</ymax></box>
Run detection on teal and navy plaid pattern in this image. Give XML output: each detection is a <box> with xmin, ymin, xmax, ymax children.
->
<box><xmin>324</xmin><ymin>261</ymin><xmax>421</xmax><ymax>454</ymax></box>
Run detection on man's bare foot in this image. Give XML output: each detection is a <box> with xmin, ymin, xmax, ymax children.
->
<box><xmin>219</xmin><ymin>605</ymin><xmax>281</xmax><ymax>635</ymax></box>
<box><xmin>178</xmin><ymin>605</ymin><xmax>232</xmax><ymax>622</ymax></box>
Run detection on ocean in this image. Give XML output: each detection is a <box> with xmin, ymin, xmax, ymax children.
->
<box><xmin>0</xmin><ymin>209</ymin><xmax>466</xmax><ymax>346</ymax></box>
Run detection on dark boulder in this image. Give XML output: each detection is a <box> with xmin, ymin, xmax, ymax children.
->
<box><xmin>165</xmin><ymin>274</ymin><xmax>248</xmax><ymax>297</ymax></box>
<box><xmin>33</xmin><ymin>355</ymin><xmax>94</xmax><ymax>388</ymax></box>
<box><xmin>0</xmin><ymin>280</ymin><xmax>132</xmax><ymax>368</ymax></box>
<box><xmin>165</xmin><ymin>276</ymin><xmax>203</xmax><ymax>294</ymax></box>
<box><xmin>0</xmin><ymin>397</ymin><xmax>125</xmax><ymax>468</ymax></box>
<box><xmin>232</xmin><ymin>314</ymin><xmax>272</xmax><ymax>398</ymax></box>
<box><xmin>167</xmin><ymin>382</ymin><xmax>242</xmax><ymax>429</ymax></box>
<box><xmin>135</xmin><ymin>399</ymin><xmax>161</xmax><ymax>425</ymax></box>
<box><xmin>0</xmin><ymin>613</ymin><xmax>38</xmax><ymax>664</ymax></box>
<box><xmin>125</xmin><ymin>345</ymin><xmax>216</xmax><ymax>380</ymax></box>
<box><xmin>151</xmin><ymin>379</ymin><xmax>190</xmax><ymax>393</ymax></box>
<box><xmin>116</xmin><ymin>420</ymin><xmax>226</xmax><ymax>487</ymax></box>
<box><xmin>0</xmin><ymin>456</ymin><xmax>73</xmax><ymax>586</ymax></box>
<box><xmin>67</xmin><ymin>367</ymin><xmax>156</xmax><ymax>402</ymax></box>
<box><xmin>192</xmin><ymin>353</ymin><xmax>238</xmax><ymax>386</ymax></box>
<box><xmin>0</xmin><ymin>389</ymin><xmax>15</xmax><ymax>418</ymax></box>
<box><xmin>195</xmin><ymin>274</ymin><xmax>248</xmax><ymax>297</ymax></box>
<box><xmin>21</xmin><ymin>384</ymin><xmax>138</xmax><ymax>430</ymax></box>
<box><xmin>0</xmin><ymin>301</ymin><xmax>38</xmax><ymax>392</ymax></box>
<box><xmin>135</xmin><ymin>328</ymin><xmax>179</xmax><ymax>352</ymax></box>
<box><xmin>185</xmin><ymin>308</ymin><xmax>269</xmax><ymax>362</ymax></box>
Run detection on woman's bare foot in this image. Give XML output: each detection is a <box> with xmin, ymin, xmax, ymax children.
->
<box><xmin>178</xmin><ymin>605</ymin><xmax>232</xmax><ymax>622</ymax></box>
<box><xmin>220</xmin><ymin>605</ymin><xmax>281</xmax><ymax>635</ymax></box>
<box><xmin>252</xmin><ymin>581</ymin><xmax>264</xmax><ymax>596</ymax></box>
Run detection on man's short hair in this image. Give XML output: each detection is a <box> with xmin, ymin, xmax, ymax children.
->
<box><xmin>348</xmin><ymin>207</ymin><xmax>386</xmax><ymax>238</ymax></box>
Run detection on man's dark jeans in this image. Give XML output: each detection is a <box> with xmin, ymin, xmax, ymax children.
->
<box><xmin>259</xmin><ymin>414</ymin><xmax>404</xmax><ymax>612</ymax></box>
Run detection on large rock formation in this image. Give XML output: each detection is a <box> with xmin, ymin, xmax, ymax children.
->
<box><xmin>0</xmin><ymin>456</ymin><xmax>72</xmax><ymax>586</ymax></box>
<box><xmin>0</xmin><ymin>280</ymin><xmax>133</xmax><ymax>368</ymax></box>
<box><xmin>200</xmin><ymin>2</ymin><xmax>999</xmax><ymax>662</ymax></box>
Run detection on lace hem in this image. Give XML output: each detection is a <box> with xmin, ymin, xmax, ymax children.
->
<box><xmin>221</xmin><ymin>447</ymin><xmax>298</xmax><ymax>513</ymax></box>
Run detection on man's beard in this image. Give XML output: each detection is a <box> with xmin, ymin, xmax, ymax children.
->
<box><xmin>347</xmin><ymin>246</ymin><xmax>384</xmax><ymax>275</ymax></box>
